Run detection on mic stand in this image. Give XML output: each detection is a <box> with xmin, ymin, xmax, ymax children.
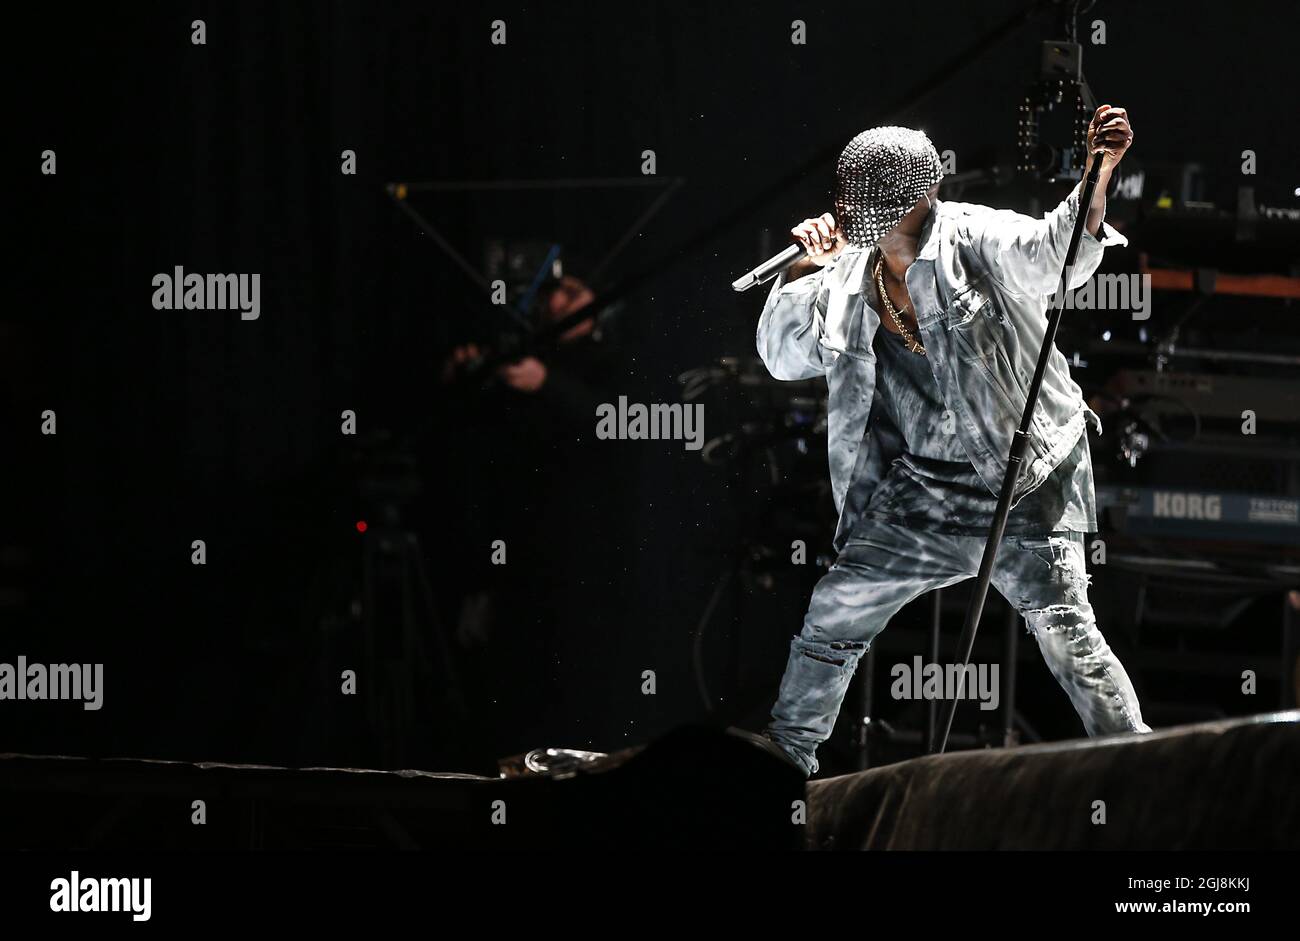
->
<box><xmin>934</xmin><ymin>151</ymin><xmax>1106</xmax><ymax>754</ymax></box>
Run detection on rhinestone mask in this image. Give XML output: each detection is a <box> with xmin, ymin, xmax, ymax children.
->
<box><xmin>833</xmin><ymin>126</ymin><xmax>943</xmax><ymax>248</ymax></box>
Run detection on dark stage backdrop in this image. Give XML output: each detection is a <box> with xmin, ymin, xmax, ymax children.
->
<box><xmin>8</xmin><ymin>1</ymin><xmax>1296</xmax><ymax>771</ymax></box>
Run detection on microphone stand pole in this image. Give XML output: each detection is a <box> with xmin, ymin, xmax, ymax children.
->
<box><xmin>934</xmin><ymin>151</ymin><xmax>1107</xmax><ymax>755</ymax></box>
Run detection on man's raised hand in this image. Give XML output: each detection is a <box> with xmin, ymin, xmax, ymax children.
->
<box><xmin>791</xmin><ymin>213</ymin><xmax>847</xmax><ymax>266</ymax></box>
<box><xmin>1087</xmin><ymin>104</ymin><xmax>1134</xmax><ymax>174</ymax></box>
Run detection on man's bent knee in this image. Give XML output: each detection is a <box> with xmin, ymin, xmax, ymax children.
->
<box><xmin>792</xmin><ymin>635</ymin><xmax>869</xmax><ymax>668</ymax></box>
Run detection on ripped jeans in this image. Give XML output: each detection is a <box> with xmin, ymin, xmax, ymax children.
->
<box><xmin>766</xmin><ymin>522</ymin><xmax>1151</xmax><ymax>777</ymax></box>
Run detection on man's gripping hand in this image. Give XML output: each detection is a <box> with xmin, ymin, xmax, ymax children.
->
<box><xmin>791</xmin><ymin>213</ymin><xmax>847</xmax><ymax>265</ymax></box>
<box><xmin>1086</xmin><ymin>104</ymin><xmax>1134</xmax><ymax>175</ymax></box>
<box><xmin>785</xmin><ymin>213</ymin><xmax>848</xmax><ymax>281</ymax></box>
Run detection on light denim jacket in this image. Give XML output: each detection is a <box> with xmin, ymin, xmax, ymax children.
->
<box><xmin>756</xmin><ymin>190</ymin><xmax>1127</xmax><ymax>551</ymax></box>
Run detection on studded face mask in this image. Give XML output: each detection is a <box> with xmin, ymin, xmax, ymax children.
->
<box><xmin>833</xmin><ymin>126</ymin><xmax>944</xmax><ymax>249</ymax></box>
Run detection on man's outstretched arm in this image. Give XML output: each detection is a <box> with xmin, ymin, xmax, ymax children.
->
<box><xmin>1083</xmin><ymin>104</ymin><xmax>1135</xmax><ymax>235</ymax></box>
<box><xmin>971</xmin><ymin>104</ymin><xmax>1135</xmax><ymax>298</ymax></box>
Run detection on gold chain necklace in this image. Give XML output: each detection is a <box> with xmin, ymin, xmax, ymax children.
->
<box><xmin>874</xmin><ymin>253</ymin><xmax>925</xmax><ymax>356</ymax></box>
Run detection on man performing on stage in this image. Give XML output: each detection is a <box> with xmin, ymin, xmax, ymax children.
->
<box><xmin>758</xmin><ymin>105</ymin><xmax>1150</xmax><ymax>777</ymax></box>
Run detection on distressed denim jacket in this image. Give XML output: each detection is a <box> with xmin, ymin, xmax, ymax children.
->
<box><xmin>756</xmin><ymin>191</ymin><xmax>1127</xmax><ymax>551</ymax></box>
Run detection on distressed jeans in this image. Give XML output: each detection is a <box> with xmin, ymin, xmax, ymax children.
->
<box><xmin>766</xmin><ymin>521</ymin><xmax>1151</xmax><ymax>776</ymax></box>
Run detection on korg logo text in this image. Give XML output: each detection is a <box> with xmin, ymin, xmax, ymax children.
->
<box><xmin>1152</xmin><ymin>491</ymin><xmax>1222</xmax><ymax>520</ymax></box>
